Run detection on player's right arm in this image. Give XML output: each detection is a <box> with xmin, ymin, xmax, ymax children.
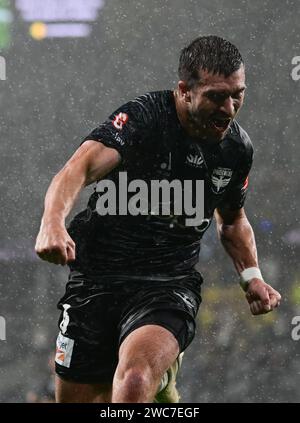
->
<box><xmin>35</xmin><ymin>140</ymin><xmax>120</xmax><ymax>265</ymax></box>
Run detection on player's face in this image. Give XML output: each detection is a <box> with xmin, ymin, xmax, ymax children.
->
<box><xmin>181</xmin><ymin>66</ymin><xmax>246</xmax><ymax>142</ymax></box>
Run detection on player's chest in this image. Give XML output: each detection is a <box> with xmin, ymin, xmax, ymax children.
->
<box><xmin>134</xmin><ymin>136</ymin><xmax>238</xmax><ymax>197</ymax></box>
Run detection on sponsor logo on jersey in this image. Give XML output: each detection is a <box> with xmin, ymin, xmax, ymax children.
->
<box><xmin>185</xmin><ymin>154</ymin><xmax>204</xmax><ymax>168</ymax></box>
<box><xmin>112</xmin><ymin>112</ymin><xmax>128</xmax><ymax>130</ymax></box>
<box><xmin>113</xmin><ymin>132</ymin><xmax>125</xmax><ymax>146</ymax></box>
<box><xmin>55</xmin><ymin>332</ymin><xmax>74</xmax><ymax>368</ymax></box>
<box><xmin>211</xmin><ymin>167</ymin><xmax>233</xmax><ymax>194</ymax></box>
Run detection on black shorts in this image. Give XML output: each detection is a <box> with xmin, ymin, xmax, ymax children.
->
<box><xmin>55</xmin><ymin>271</ymin><xmax>203</xmax><ymax>384</ymax></box>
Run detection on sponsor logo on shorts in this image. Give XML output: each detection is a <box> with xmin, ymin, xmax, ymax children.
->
<box><xmin>55</xmin><ymin>332</ymin><xmax>74</xmax><ymax>368</ymax></box>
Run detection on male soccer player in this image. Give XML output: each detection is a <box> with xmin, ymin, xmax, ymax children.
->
<box><xmin>35</xmin><ymin>36</ymin><xmax>281</xmax><ymax>403</ymax></box>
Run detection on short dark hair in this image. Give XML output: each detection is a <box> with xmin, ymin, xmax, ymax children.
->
<box><xmin>178</xmin><ymin>35</ymin><xmax>243</xmax><ymax>87</ymax></box>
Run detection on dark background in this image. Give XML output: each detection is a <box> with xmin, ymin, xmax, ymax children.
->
<box><xmin>0</xmin><ymin>0</ymin><xmax>299</xmax><ymax>402</ymax></box>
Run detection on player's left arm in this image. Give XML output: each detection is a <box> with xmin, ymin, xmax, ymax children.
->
<box><xmin>214</xmin><ymin>207</ymin><xmax>281</xmax><ymax>315</ymax></box>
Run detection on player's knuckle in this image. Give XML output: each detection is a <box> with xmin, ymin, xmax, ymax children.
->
<box><xmin>51</xmin><ymin>243</ymin><xmax>64</xmax><ymax>252</ymax></box>
<box><xmin>37</xmin><ymin>247</ymin><xmax>48</xmax><ymax>256</ymax></box>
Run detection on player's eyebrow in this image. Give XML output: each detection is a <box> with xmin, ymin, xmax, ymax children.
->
<box><xmin>204</xmin><ymin>86</ymin><xmax>247</xmax><ymax>96</ymax></box>
<box><xmin>203</xmin><ymin>86</ymin><xmax>247</xmax><ymax>100</ymax></box>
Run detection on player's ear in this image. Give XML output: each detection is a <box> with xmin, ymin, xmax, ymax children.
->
<box><xmin>178</xmin><ymin>80</ymin><xmax>191</xmax><ymax>103</ymax></box>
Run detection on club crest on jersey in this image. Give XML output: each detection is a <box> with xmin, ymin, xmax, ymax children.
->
<box><xmin>185</xmin><ymin>154</ymin><xmax>204</xmax><ymax>168</ymax></box>
<box><xmin>211</xmin><ymin>167</ymin><xmax>233</xmax><ymax>194</ymax></box>
<box><xmin>112</xmin><ymin>112</ymin><xmax>128</xmax><ymax>130</ymax></box>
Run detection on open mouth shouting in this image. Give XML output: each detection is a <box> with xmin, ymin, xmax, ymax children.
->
<box><xmin>209</xmin><ymin>115</ymin><xmax>232</xmax><ymax>133</ymax></box>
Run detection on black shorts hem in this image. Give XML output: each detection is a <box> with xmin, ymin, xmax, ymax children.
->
<box><xmin>119</xmin><ymin>308</ymin><xmax>196</xmax><ymax>353</ymax></box>
<box><xmin>55</xmin><ymin>364</ymin><xmax>114</xmax><ymax>385</ymax></box>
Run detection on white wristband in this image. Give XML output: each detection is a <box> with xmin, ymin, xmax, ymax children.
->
<box><xmin>239</xmin><ymin>267</ymin><xmax>263</xmax><ymax>291</ymax></box>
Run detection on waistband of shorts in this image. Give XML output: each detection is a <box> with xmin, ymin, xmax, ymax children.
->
<box><xmin>67</xmin><ymin>269</ymin><xmax>203</xmax><ymax>289</ymax></box>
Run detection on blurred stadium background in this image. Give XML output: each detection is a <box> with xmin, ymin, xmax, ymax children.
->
<box><xmin>0</xmin><ymin>0</ymin><xmax>299</xmax><ymax>402</ymax></box>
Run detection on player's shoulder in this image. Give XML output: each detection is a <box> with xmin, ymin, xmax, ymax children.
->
<box><xmin>125</xmin><ymin>90</ymin><xmax>174</xmax><ymax>114</ymax></box>
<box><xmin>113</xmin><ymin>90</ymin><xmax>174</xmax><ymax>131</ymax></box>
<box><xmin>131</xmin><ymin>90</ymin><xmax>173</xmax><ymax>103</ymax></box>
<box><xmin>227</xmin><ymin>120</ymin><xmax>253</xmax><ymax>157</ymax></box>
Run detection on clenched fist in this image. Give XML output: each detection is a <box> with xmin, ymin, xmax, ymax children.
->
<box><xmin>35</xmin><ymin>223</ymin><xmax>76</xmax><ymax>265</ymax></box>
<box><xmin>245</xmin><ymin>278</ymin><xmax>281</xmax><ymax>315</ymax></box>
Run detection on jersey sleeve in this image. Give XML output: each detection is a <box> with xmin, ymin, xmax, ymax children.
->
<box><xmin>219</xmin><ymin>138</ymin><xmax>254</xmax><ymax>210</ymax></box>
<box><xmin>82</xmin><ymin>95</ymin><xmax>156</xmax><ymax>164</ymax></box>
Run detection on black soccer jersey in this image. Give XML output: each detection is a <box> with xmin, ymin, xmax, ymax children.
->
<box><xmin>68</xmin><ymin>90</ymin><xmax>253</xmax><ymax>278</ymax></box>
